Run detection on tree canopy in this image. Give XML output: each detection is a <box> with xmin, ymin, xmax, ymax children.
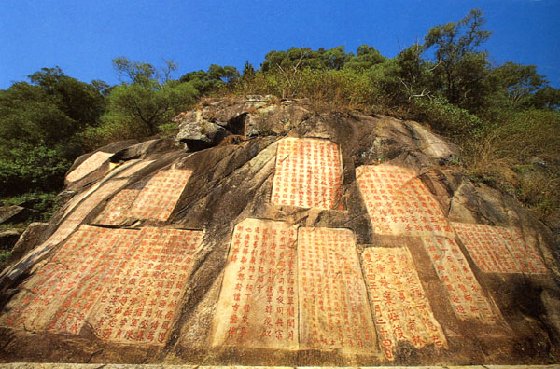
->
<box><xmin>1</xmin><ymin>8</ymin><xmax>559</xmax><ymax>224</ymax></box>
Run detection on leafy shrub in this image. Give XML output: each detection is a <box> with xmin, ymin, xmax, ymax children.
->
<box><xmin>80</xmin><ymin>113</ymin><xmax>152</xmax><ymax>149</ymax></box>
<box><xmin>0</xmin><ymin>143</ymin><xmax>71</xmax><ymax>196</ymax></box>
<box><xmin>236</xmin><ymin>66</ymin><xmax>394</xmax><ymax>113</ymax></box>
<box><xmin>491</xmin><ymin>109</ymin><xmax>560</xmax><ymax>162</ymax></box>
<box><xmin>1</xmin><ymin>192</ymin><xmax>59</xmax><ymax>221</ymax></box>
<box><xmin>0</xmin><ymin>251</ymin><xmax>10</xmax><ymax>270</ymax></box>
<box><xmin>411</xmin><ymin>96</ymin><xmax>484</xmax><ymax>138</ymax></box>
<box><xmin>462</xmin><ymin>109</ymin><xmax>560</xmax><ymax>220</ymax></box>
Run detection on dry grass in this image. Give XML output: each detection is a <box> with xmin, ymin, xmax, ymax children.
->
<box><xmin>462</xmin><ymin>109</ymin><xmax>560</xmax><ymax>222</ymax></box>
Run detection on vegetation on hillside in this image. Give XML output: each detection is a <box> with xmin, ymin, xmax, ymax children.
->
<box><xmin>1</xmin><ymin>9</ymin><xmax>559</xmax><ymax>231</ymax></box>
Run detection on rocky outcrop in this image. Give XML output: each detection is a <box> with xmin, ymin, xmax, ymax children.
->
<box><xmin>0</xmin><ymin>206</ymin><xmax>31</xmax><ymax>225</ymax></box>
<box><xmin>0</xmin><ymin>230</ymin><xmax>21</xmax><ymax>251</ymax></box>
<box><xmin>0</xmin><ymin>97</ymin><xmax>558</xmax><ymax>366</ymax></box>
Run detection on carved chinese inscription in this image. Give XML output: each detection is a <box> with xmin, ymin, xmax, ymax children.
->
<box><xmin>213</xmin><ymin>218</ymin><xmax>299</xmax><ymax>349</ymax></box>
<box><xmin>62</xmin><ymin>159</ymin><xmax>152</xmax><ymax>219</ymax></box>
<box><xmin>0</xmin><ymin>226</ymin><xmax>204</xmax><ymax>346</ymax></box>
<box><xmin>88</xmin><ymin>227</ymin><xmax>204</xmax><ymax>345</ymax></box>
<box><xmin>47</xmin><ymin>227</ymin><xmax>139</xmax><ymax>334</ymax></box>
<box><xmin>421</xmin><ymin>237</ymin><xmax>497</xmax><ymax>323</ymax></box>
<box><xmin>94</xmin><ymin>189</ymin><xmax>140</xmax><ymax>225</ymax></box>
<box><xmin>129</xmin><ymin>169</ymin><xmax>193</xmax><ymax>221</ymax></box>
<box><xmin>452</xmin><ymin>223</ymin><xmax>547</xmax><ymax>274</ymax></box>
<box><xmin>298</xmin><ymin>227</ymin><xmax>377</xmax><ymax>353</ymax></box>
<box><xmin>271</xmin><ymin>137</ymin><xmax>342</xmax><ymax>210</ymax></box>
<box><xmin>66</xmin><ymin>151</ymin><xmax>112</xmax><ymax>183</ymax></box>
<box><xmin>362</xmin><ymin>247</ymin><xmax>446</xmax><ymax>360</ymax></box>
<box><xmin>0</xmin><ymin>225</ymin><xmax>112</xmax><ymax>332</ymax></box>
<box><xmin>45</xmin><ymin>179</ymin><xmax>129</xmax><ymax>247</ymax></box>
<box><xmin>356</xmin><ymin>165</ymin><xmax>453</xmax><ymax>238</ymax></box>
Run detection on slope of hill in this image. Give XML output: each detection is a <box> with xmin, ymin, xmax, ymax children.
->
<box><xmin>0</xmin><ymin>96</ymin><xmax>558</xmax><ymax>366</ymax></box>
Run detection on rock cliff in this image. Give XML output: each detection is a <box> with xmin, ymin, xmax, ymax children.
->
<box><xmin>0</xmin><ymin>96</ymin><xmax>559</xmax><ymax>366</ymax></box>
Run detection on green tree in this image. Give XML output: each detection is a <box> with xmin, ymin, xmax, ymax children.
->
<box><xmin>94</xmin><ymin>58</ymin><xmax>198</xmax><ymax>140</ymax></box>
<box><xmin>179</xmin><ymin>64</ymin><xmax>240</xmax><ymax>95</ymax></box>
<box><xmin>319</xmin><ymin>46</ymin><xmax>350</xmax><ymax>70</ymax></box>
<box><xmin>344</xmin><ymin>45</ymin><xmax>385</xmax><ymax>71</ymax></box>
<box><xmin>424</xmin><ymin>9</ymin><xmax>491</xmax><ymax>110</ymax></box>
<box><xmin>28</xmin><ymin>67</ymin><xmax>105</xmax><ymax>129</ymax></box>
<box><xmin>388</xmin><ymin>44</ymin><xmax>431</xmax><ymax>103</ymax></box>
<box><xmin>207</xmin><ymin>64</ymin><xmax>240</xmax><ymax>84</ymax></box>
<box><xmin>261</xmin><ymin>48</ymin><xmax>324</xmax><ymax>72</ymax></box>
<box><xmin>533</xmin><ymin>86</ymin><xmax>560</xmax><ymax>110</ymax></box>
<box><xmin>0</xmin><ymin>67</ymin><xmax>104</xmax><ymax>196</ymax></box>
<box><xmin>489</xmin><ymin>62</ymin><xmax>548</xmax><ymax>109</ymax></box>
<box><xmin>243</xmin><ymin>61</ymin><xmax>256</xmax><ymax>79</ymax></box>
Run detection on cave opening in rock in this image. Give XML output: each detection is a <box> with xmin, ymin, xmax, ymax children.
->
<box><xmin>228</xmin><ymin>113</ymin><xmax>247</xmax><ymax>135</ymax></box>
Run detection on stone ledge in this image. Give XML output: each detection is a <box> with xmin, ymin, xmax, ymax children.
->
<box><xmin>0</xmin><ymin>364</ymin><xmax>559</xmax><ymax>369</ymax></box>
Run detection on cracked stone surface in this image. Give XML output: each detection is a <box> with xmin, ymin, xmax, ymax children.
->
<box><xmin>0</xmin><ymin>97</ymin><xmax>559</xmax><ymax>367</ymax></box>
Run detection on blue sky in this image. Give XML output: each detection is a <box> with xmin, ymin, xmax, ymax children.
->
<box><xmin>1</xmin><ymin>0</ymin><xmax>559</xmax><ymax>88</ymax></box>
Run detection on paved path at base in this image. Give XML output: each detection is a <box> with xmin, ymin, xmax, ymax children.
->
<box><xmin>0</xmin><ymin>364</ymin><xmax>558</xmax><ymax>369</ymax></box>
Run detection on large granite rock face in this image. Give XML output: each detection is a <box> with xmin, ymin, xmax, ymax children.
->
<box><xmin>0</xmin><ymin>97</ymin><xmax>559</xmax><ymax>366</ymax></box>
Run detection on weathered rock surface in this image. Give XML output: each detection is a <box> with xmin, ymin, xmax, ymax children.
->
<box><xmin>0</xmin><ymin>230</ymin><xmax>22</xmax><ymax>251</ymax></box>
<box><xmin>4</xmin><ymin>223</ymin><xmax>49</xmax><ymax>266</ymax></box>
<box><xmin>0</xmin><ymin>97</ymin><xmax>559</xmax><ymax>367</ymax></box>
<box><xmin>0</xmin><ymin>206</ymin><xmax>30</xmax><ymax>225</ymax></box>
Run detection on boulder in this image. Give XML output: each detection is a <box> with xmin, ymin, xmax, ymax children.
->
<box><xmin>175</xmin><ymin>110</ymin><xmax>228</xmax><ymax>151</ymax></box>
<box><xmin>111</xmin><ymin>138</ymin><xmax>176</xmax><ymax>162</ymax></box>
<box><xmin>5</xmin><ymin>222</ymin><xmax>49</xmax><ymax>267</ymax></box>
<box><xmin>0</xmin><ymin>206</ymin><xmax>28</xmax><ymax>225</ymax></box>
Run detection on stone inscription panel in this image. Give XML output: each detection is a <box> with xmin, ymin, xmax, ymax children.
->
<box><xmin>129</xmin><ymin>169</ymin><xmax>193</xmax><ymax>222</ymax></box>
<box><xmin>48</xmin><ymin>179</ymin><xmax>128</xmax><ymax>246</ymax></box>
<box><xmin>452</xmin><ymin>223</ymin><xmax>547</xmax><ymax>274</ymax></box>
<box><xmin>362</xmin><ymin>247</ymin><xmax>446</xmax><ymax>361</ymax></box>
<box><xmin>48</xmin><ymin>228</ymin><xmax>138</xmax><ymax>334</ymax></box>
<box><xmin>356</xmin><ymin>165</ymin><xmax>453</xmax><ymax>238</ymax></box>
<box><xmin>66</xmin><ymin>151</ymin><xmax>112</xmax><ymax>183</ymax></box>
<box><xmin>421</xmin><ymin>237</ymin><xmax>497</xmax><ymax>323</ymax></box>
<box><xmin>1</xmin><ymin>225</ymin><xmax>111</xmax><ymax>332</ymax></box>
<box><xmin>298</xmin><ymin>227</ymin><xmax>377</xmax><ymax>353</ymax></box>
<box><xmin>0</xmin><ymin>225</ymin><xmax>204</xmax><ymax>346</ymax></box>
<box><xmin>62</xmin><ymin>159</ymin><xmax>152</xmax><ymax>219</ymax></box>
<box><xmin>213</xmin><ymin>218</ymin><xmax>299</xmax><ymax>349</ymax></box>
<box><xmin>271</xmin><ymin>138</ymin><xmax>342</xmax><ymax>210</ymax></box>
<box><xmin>95</xmin><ymin>189</ymin><xmax>140</xmax><ymax>225</ymax></box>
<box><xmin>89</xmin><ymin>227</ymin><xmax>203</xmax><ymax>345</ymax></box>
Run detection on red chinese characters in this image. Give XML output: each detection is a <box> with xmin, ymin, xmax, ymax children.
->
<box><xmin>95</xmin><ymin>189</ymin><xmax>140</xmax><ymax>225</ymax></box>
<box><xmin>1</xmin><ymin>225</ymin><xmax>111</xmax><ymax>332</ymax></box>
<box><xmin>271</xmin><ymin>138</ymin><xmax>343</xmax><ymax>210</ymax></box>
<box><xmin>62</xmin><ymin>159</ymin><xmax>153</xmax><ymax>219</ymax></box>
<box><xmin>421</xmin><ymin>237</ymin><xmax>497</xmax><ymax>323</ymax></box>
<box><xmin>48</xmin><ymin>179</ymin><xmax>129</xmax><ymax>246</ymax></box>
<box><xmin>452</xmin><ymin>223</ymin><xmax>547</xmax><ymax>274</ymax></box>
<box><xmin>356</xmin><ymin>165</ymin><xmax>453</xmax><ymax>238</ymax></box>
<box><xmin>298</xmin><ymin>227</ymin><xmax>377</xmax><ymax>353</ymax></box>
<box><xmin>213</xmin><ymin>218</ymin><xmax>299</xmax><ymax>349</ymax></box>
<box><xmin>0</xmin><ymin>225</ymin><xmax>204</xmax><ymax>346</ymax></box>
<box><xmin>47</xmin><ymin>227</ymin><xmax>139</xmax><ymax>335</ymax></box>
<box><xmin>362</xmin><ymin>247</ymin><xmax>446</xmax><ymax>361</ymax></box>
<box><xmin>89</xmin><ymin>227</ymin><xmax>203</xmax><ymax>345</ymax></box>
<box><xmin>128</xmin><ymin>169</ymin><xmax>193</xmax><ymax>222</ymax></box>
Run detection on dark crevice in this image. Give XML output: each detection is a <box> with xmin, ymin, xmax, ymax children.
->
<box><xmin>228</xmin><ymin>113</ymin><xmax>247</xmax><ymax>135</ymax></box>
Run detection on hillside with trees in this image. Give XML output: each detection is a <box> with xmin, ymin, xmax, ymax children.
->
<box><xmin>1</xmin><ymin>9</ymin><xmax>559</xmax><ymax>264</ymax></box>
